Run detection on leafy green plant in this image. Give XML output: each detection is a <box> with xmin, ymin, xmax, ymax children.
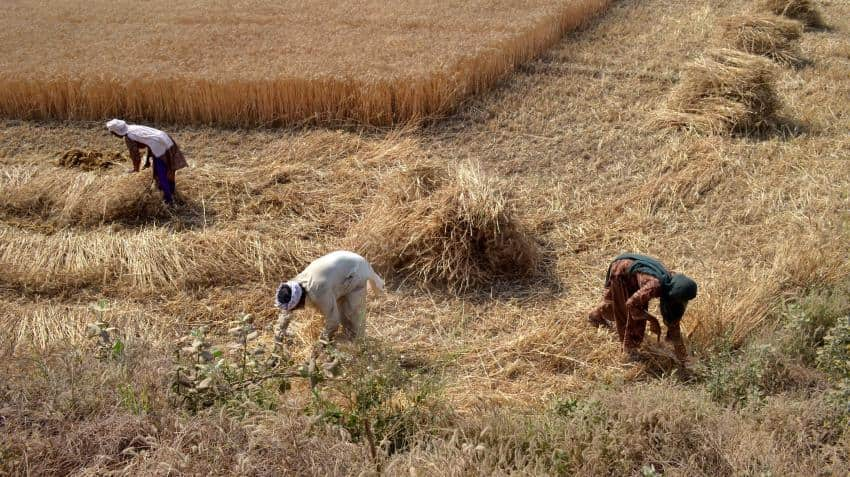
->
<box><xmin>816</xmin><ymin>315</ymin><xmax>850</xmax><ymax>416</ymax></box>
<box><xmin>86</xmin><ymin>300</ymin><xmax>124</xmax><ymax>361</ymax></box>
<box><xmin>310</xmin><ymin>341</ymin><xmax>449</xmax><ymax>457</ymax></box>
<box><xmin>171</xmin><ymin>325</ymin><xmax>220</xmax><ymax>410</ymax></box>
<box><xmin>552</xmin><ymin>397</ymin><xmax>580</xmax><ymax>417</ymax></box>
<box><xmin>170</xmin><ymin>316</ymin><xmax>302</xmax><ymax>412</ymax></box>
<box><xmin>781</xmin><ymin>289</ymin><xmax>849</xmax><ymax>364</ymax></box>
<box><xmin>704</xmin><ymin>340</ymin><xmax>784</xmax><ymax>407</ymax></box>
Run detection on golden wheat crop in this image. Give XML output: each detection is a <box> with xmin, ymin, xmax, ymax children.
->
<box><xmin>0</xmin><ymin>0</ymin><xmax>609</xmax><ymax>125</ymax></box>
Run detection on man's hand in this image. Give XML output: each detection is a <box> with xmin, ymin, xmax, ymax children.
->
<box><xmin>647</xmin><ymin>316</ymin><xmax>662</xmax><ymax>341</ymax></box>
<box><xmin>672</xmin><ymin>340</ymin><xmax>689</xmax><ymax>366</ymax></box>
<box><xmin>273</xmin><ymin>311</ymin><xmax>293</xmax><ymax>349</ymax></box>
<box><xmin>665</xmin><ymin>323</ymin><xmax>689</xmax><ymax>365</ymax></box>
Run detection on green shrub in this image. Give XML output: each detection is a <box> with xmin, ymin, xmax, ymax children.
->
<box><xmin>310</xmin><ymin>340</ymin><xmax>451</xmax><ymax>456</ymax></box>
<box><xmin>781</xmin><ymin>287</ymin><xmax>849</xmax><ymax>364</ymax></box>
<box><xmin>704</xmin><ymin>284</ymin><xmax>850</xmax><ymax>408</ymax></box>
<box><xmin>704</xmin><ymin>339</ymin><xmax>789</xmax><ymax>407</ymax></box>
<box><xmin>170</xmin><ymin>317</ymin><xmax>295</xmax><ymax>412</ymax></box>
<box><xmin>816</xmin><ymin>315</ymin><xmax>850</xmax><ymax>419</ymax></box>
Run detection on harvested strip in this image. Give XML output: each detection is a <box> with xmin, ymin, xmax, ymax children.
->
<box><xmin>0</xmin><ymin>168</ymin><xmax>167</xmax><ymax>226</ymax></box>
<box><xmin>0</xmin><ymin>225</ymin><xmax>314</xmax><ymax>295</ymax></box>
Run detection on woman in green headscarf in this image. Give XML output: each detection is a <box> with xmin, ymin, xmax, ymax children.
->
<box><xmin>587</xmin><ymin>253</ymin><xmax>698</xmax><ymax>363</ymax></box>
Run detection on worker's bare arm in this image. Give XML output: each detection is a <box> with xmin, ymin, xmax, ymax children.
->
<box><xmin>125</xmin><ymin>137</ymin><xmax>142</xmax><ymax>172</ymax></box>
<box><xmin>273</xmin><ymin>310</ymin><xmax>293</xmax><ymax>347</ymax></box>
<box><xmin>665</xmin><ymin>321</ymin><xmax>688</xmax><ymax>363</ymax></box>
<box><xmin>625</xmin><ymin>281</ymin><xmax>663</xmax><ymax>338</ymax></box>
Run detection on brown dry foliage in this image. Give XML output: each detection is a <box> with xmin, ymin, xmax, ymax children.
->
<box><xmin>720</xmin><ymin>13</ymin><xmax>804</xmax><ymax>65</ymax></box>
<box><xmin>0</xmin><ymin>168</ymin><xmax>167</xmax><ymax>226</ymax></box>
<box><xmin>347</xmin><ymin>162</ymin><xmax>541</xmax><ymax>293</ymax></box>
<box><xmin>0</xmin><ymin>225</ymin><xmax>312</xmax><ymax>295</ymax></box>
<box><xmin>758</xmin><ymin>0</ymin><xmax>826</xmax><ymax>28</ymax></box>
<box><xmin>383</xmin><ymin>384</ymin><xmax>849</xmax><ymax>475</ymax></box>
<box><xmin>654</xmin><ymin>49</ymin><xmax>782</xmax><ymax>134</ymax></box>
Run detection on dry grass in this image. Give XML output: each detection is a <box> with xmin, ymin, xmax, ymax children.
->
<box><xmin>0</xmin><ymin>225</ymin><xmax>313</xmax><ymax>295</ymax></box>
<box><xmin>758</xmin><ymin>0</ymin><xmax>826</xmax><ymax>29</ymax></box>
<box><xmin>383</xmin><ymin>383</ymin><xmax>849</xmax><ymax>475</ymax></box>
<box><xmin>0</xmin><ymin>0</ymin><xmax>610</xmax><ymax>125</ymax></box>
<box><xmin>720</xmin><ymin>13</ymin><xmax>804</xmax><ymax>65</ymax></box>
<box><xmin>654</xmin><ymin>48</ymin><xmax>782</xmax><ymax>134</ymax></box>
<box><xmin>1</xmin><ymin>0</ymin><xmax>849</xmax><ymax>473</ymax></box>
<box><xmin>347</xmin><ymin>162</ymin><xmax>541</xmax><ymax>292</ymax></box>
<box><xmin>0</xmin><ymin>168</ymin><xmax>167</xmax><ymax>226</ymax></box>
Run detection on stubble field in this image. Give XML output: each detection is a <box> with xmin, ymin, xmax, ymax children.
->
<box><xmin>1</xmin><ymin>0</ymin><xmax>849</xmax><ymax>475</ymax></box>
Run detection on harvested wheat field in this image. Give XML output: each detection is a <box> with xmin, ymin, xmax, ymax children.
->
<box><xmin>1</xmin><ymin>0</ymin><xmax>849</xmax><ymax>475</ymax></box>
<box><xmin>0</xmin><ymin>0</ymin><xmax>609</xmax><ymax>125</ymax></box>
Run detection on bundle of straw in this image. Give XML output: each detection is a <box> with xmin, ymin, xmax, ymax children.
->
<box><xmin>720</xmin><ymin>14</ymin><xmax>804</xmax><ymax>65</ymax></box>
<box><xmin>347</xmin><ymin>162</ymin><xmax>540</xmax><ymax>293</ymax></box>
<box><xmin>758</xmin><ymin>0</ymin><xmax>826</xmax><ymax>29</ymax></box>
<box><xmin>57</xmin><ymin>148</ymin><xmax>124</xmax><ymax>171</ymax></box>
<box><xmin>654</xmin><ymin>49</ymin><xmax>781</xmax><ymax>134</ymax></box>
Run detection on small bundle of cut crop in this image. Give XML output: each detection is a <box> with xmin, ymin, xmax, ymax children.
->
<box><xmin>720</xmin><ymin>14</ymin><xmax>803</xmax><ymax>65</ymax></box>
<box><xmin>654</xmin><ymin>49</ymin><xmax>782</xmax><ymax>134</ymax></box>
<box><xmin>758</xmin><ymin>0</ymin><xmax>826</xmax><ymax>29</ymax></box>
<box><xmin>347</xmin><ymin>162</ymin><xmax>540</xmax><ymax>293</ymax></box>
<box><xmin>57</xmin><ymin>148</ymin><xmax>123</xmax><ymax>171</ymax></box>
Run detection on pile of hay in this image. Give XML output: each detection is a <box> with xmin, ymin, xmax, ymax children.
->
<box><xmin>720</xmin><ymin>14</ymin><xmax>804</xmax><ymax>65</ymax></box>
<box><xmin>758</xmin><ymin>0</ymin><xmax>826</xmax><ymax>29</ymax></box>
<box><xmin>58</xmin><ymin>148</ymin><xmax>124</xmax><ymax>171</ymax></box>
<box><xmin>347</xmin><ymin>162</ymin><xmax>540</xmax><ymax>293</ymax></box>
<box><xmin>654</xmin><ymin>49</ymin><xmax>781</xmax><ymax>134</ymax></box>
<box><xmin>0</xmin><ymin>169</ymin><xmax>166</xmax><ymax>226</ymax></box>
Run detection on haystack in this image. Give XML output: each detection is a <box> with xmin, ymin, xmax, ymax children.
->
<box><xmin>58</xmin><ymin>148</ymin><xmax>124</xmax><ymax>171</ymax></box>
<box><xmin>347</xmin><ymin>162</ymin><xmax>540</xmax><ymax>293</ymax></box>
<box><xmin>654</xmin><ymin>49</ymin><xmax>781</xmax><ymax>134</ymax></box>
<box><xmin>720</xmin><ymin>14</ymin><xmax>803</xmax><ymax>65</ymax></box>
<box><xmin>758</xmin><ymin>0</ymin><xmax>826</xmax><ymax>29</ymax></box>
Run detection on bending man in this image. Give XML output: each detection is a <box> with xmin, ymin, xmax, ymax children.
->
<box><xmin>106</xmin><ymin>119</ymin><xmax>187</xmax><ymax>204</ymax></box>
<box><xmin>274</xmin><ymin>251</ymin><xmax>384</xmax><ymax>346</ymax></box>
<box><xmin>588</xmin><ymin>253</ymin><xmax>698</xmax><ymax>363</ymax></box>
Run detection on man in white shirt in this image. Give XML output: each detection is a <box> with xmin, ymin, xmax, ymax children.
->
<box><xmin>274</xmin><ymin>251</ymin><xmax>385</xmax><ymax>346</ymax></box>
<box><xmin>106</xmin><ymin>119</ymin><xmax>187</xmax><ymax>204</ymax></box>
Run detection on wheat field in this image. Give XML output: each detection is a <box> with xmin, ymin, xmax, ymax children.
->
<box><xmin>1</xmin><ymin>0</ymin><xmax>849</xmax><ymax>475</ymax></box>
<box><xmin>0</xmin><ymin>0</ymin><xmax>609</xmax><ymax>125</ymax></box>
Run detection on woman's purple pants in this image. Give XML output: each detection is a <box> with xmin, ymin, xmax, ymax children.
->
<box><xmin>153</xmin><ymin>157</ymin><xmax>175</xmax><ymax>204</ymax></box>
